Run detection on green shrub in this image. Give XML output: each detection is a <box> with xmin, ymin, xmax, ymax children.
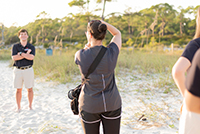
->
<box><xmin>0</xmin><ymin>49</ymin><xmax>11</xmax><ymax>60</ymax></box>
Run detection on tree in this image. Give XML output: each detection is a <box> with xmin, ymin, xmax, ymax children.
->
<box><xmin>138</xmin><ymin>8</ymin><xmax>155</xmax><ymax>46</ymax></box>
<box><xmin>36</xmin><ymin>11</ymin><xmax>51</xmax><ymax>46</ymax></box>
<box><xmin>96</xmin><ymin>0</ymin><xmax>113</xmax><ymax>20</ymax></box>
<box><xmin>0</xmin><ymin>23</ymin><xmax>5</xmax><ymax>46</ymax></box>
<box><xmin>68</xmin><ymin>0</ymin><xmax>87</xmax><ymax>9</ymax></box>
<box><xmin>2</xmin><ymin>2</ymin><xmax>198</xmax><ymax>48</ymax></box>
<box><xmin>123</xmin><ymin>7</ymin><xmax>137</xmax><ymax>37</ymax></box>
<box><xmin>151</xmin><ymin>3</ymin><xmax>176</xmax><ymax>35</ymax></box>
<box><xmin>149</xmin><ymin>10</ymin><xmax>158</xmax><ymax>36</ymax></box>
<box><xmin>68</xmin><ymin>0</ymin><xmax>100</xmax><ymax>21</ymax></box>
<box><xmin>126</xmin><ymin>38</ymin><xmax>134</xmax><ymax>47</ymax></box>
<box><xmin>178</xmin><ymin>6</ymin><xmax>184</xmax><ymax>36</ymax></box>
<box><xmin>183</xmin><ymin>6</ymin><xmax>196</xmax><ymax>37</ymax></box>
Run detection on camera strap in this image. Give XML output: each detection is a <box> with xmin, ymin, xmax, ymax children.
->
<box><xmin>83</xmin><ymin>46</ymin><xmax>107</xmax><ymax>82</ymax></box>
<box><xmin>68</xmin><ymin>46</ymin><xmax>107</xmax><ymax>115</ymax></box>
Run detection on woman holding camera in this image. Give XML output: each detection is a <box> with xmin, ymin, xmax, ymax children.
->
<box><xmin>74</xmin><ymin>20</ymin><xmax>122</xmax><ymax>134</ymax></box>
<box><xmin>172</xmin><ymin>7</ymin><xmax>200</xmax><ymax>133</ymax></box>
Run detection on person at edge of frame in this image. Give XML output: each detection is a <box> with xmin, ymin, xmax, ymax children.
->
<box><xmin>11</xmin><ymin>29</ymin><xmax>35</xmax><ymax>112</ymax></box>
<box><xmin>74</xmin><ymin>19</ymin><xmax>122</xmax><ymax>134</ymax></box>
<box><xmin>172</xmin><ymin>7</ymin><xmax>200</xmax><ymax>134</ymax></box>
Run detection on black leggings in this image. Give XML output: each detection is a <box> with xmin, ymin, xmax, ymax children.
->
<box><xmin>80</xmin><ymin>108</ymin><xmax>121</xmax><ymax>134</ymax></box>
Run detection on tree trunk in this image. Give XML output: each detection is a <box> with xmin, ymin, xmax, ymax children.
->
<box><xmin>30</xmin><ymin>36</ymin><xmax>33</xmax><ymax>44</ymax></box>
<box><xmin>70</xmin><ymin>31</ymin><xmax>73</xmax><ymax>43</ymax></box>
<box><xmin>161</xmin><ymin>20</ymin><xmax>165</xmax><ymax>36</ymax></box>
<box><xmin>146</xmin><ymin>29</ymin><xmax>150</xmax><ymax>46</ymax></box>
<box><xmin>1</xmin><ymin>24</ymin><xmax>4</xmax><ymax>45</ymax></box>
<box><xmin>128</xmin><ymin>24</ymin><xmax>131</xmax><ymax>37</ymax></box>
<box><xmin>180</xmin><ymin>22</ymin><xmax>183</xmax><ymax>36</ymax></box>
<box><xmin>42</xmin><ymin>25</ymin><xmax>44</xmax><ymax>45</ymax></box>
<box><xmin>101</xmin><ymin>0</ymin><xmax>106</xmax><ymax>20</ymax></box>
<box><xmin>141</xmin><ymin>38</ymin><xmax>144</xmax><ymax>47</ymax></box>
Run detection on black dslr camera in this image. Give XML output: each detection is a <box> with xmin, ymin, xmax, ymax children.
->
<box><xmin>68</xmin><ymin>84</ymin><xmax>82</xmax><ymax>100</ymax></box>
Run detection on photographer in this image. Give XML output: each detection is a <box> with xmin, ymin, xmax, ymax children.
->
<box><xmin>12</xmin><ymin>29</ymin><xmax>35</xmax><ymax>112</ymax></box>
<box><xmin>74</xmin><ymin>20</ymin><xmax>122</xmax><ymax>134</ymax></box>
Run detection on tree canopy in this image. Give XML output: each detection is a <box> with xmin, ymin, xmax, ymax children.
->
<box><xmin>0</xmin><ymin>2</ymin><xmax>199</xmax><ymax>49</ymax></box>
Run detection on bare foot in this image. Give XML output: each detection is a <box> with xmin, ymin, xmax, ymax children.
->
<box><xmin>16</xmin><ymin>108</ymin><xmax>21</xmax><ymax>113</ymax></box>
<box><xmin>29</xmin><ymin>106</ymin><xmax>33</xmax><ymax>110</ymax></box>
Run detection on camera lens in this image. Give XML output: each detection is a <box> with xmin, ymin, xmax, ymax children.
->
<box><xmin>68</xmin><ymin>90</ymin><xmax>74</xmax><ymax>100</ymax></box>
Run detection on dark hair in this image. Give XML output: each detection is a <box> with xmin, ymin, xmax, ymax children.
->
<box><xmin>87</xmin><ymin>20</ymin><xmax>107</xmax><ymax>40</ymax></box>
<box><xmin>18</xmin><ymin>29</ymin><xmax>29</xmax><ymax>36</ymax></box>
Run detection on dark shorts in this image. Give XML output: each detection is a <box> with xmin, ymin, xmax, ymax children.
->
<box><xmin>80</xmin><ymin>107</ymin><xmax>121</xmax><ymax>124</ymax></box>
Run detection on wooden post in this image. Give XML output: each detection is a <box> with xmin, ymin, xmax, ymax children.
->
<box><xmin>171</xmin><ymin>43</ymin><xmax>174</xmax><ymax>53</ymax></box>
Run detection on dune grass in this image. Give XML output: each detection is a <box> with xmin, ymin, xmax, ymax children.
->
<box><xmin>116</xmin><ymin>49</ymin><xmax>180</xmax><ymax>92</ymax></box>
<box><xmin>0</xmin><ymin>49</ymin><xmax>12</xmax><ymax>61</ymax></box>
<box><xmin>0</xmin><ymin>47</ymin><xmax>181</xmax><ymax>84</ymax></box>
<box><xmin>116</xmin><ymin>49</ymin><xmax>180</xmax><ymax>75</ymax></box>
<box><xmin>34</xmin><ymin>48</ymin><xmax>180</xmax><ymax>85</ymax></box>
<box><xmin>33</xmin><ymin>48</ymin><xmax>79</xmax><ymax>83</ymax></box>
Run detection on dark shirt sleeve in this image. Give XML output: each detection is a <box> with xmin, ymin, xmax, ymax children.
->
<box><xmin>30</xmin><ymin>45</ymin><xmax>35</xmax><ymax>56</ymax></box>
<box><xmin>12</xmin><ymin>44</ymin><xmax>18</xmax><ymax>56</ymax></box>
<box><xmin>108</xmin><ymin>42</ymin><xmax>119</xmax><ymax>54</ymax></box>
<box><xmin>107</xmin><ymin>42</ymin><xmax>119</xmax><ymax>61</ymax></box>
<box><xmin>75</xmin><ymin>50</ymin><xmax>82</xmax><ymax>65</ymax></box>
<box><xmin>181</xmin><ymin>40</ymin><xmax>200</xmax><ymax>63</ymax></box>
<box><xmin>186</xmin><ymin>49</ymin><xmax>200</xmax><ymax>97</ymax></box>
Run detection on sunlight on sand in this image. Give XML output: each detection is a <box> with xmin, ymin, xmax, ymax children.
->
<box><xmin>0</xmin><ymin>61</ymin><xmax>180</xmax><ymax>134</ymax></box>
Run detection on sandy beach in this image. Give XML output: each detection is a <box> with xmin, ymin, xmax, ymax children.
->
<box><xmin>0</xmin><ymin>60</ymin><xmax>181</xmax><ymax>134</ymax></box>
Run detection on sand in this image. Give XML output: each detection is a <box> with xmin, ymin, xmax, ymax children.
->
<box><xmin>0</xmin><ymin>61</ymin><xmax>181</xmax><ymax>134</ymax></box>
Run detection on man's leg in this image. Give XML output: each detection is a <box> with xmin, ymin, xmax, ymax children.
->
<box><xmin>24</xmin><ymin>68</ymin><xmax>34</xmax><ymax>110</ymax></box>
<box><xmin>27</xmin><ymin>88</ymin><xmax>33</xmax><ymax>110</ymax></box>
<box><xmin>14</xmin><ymin>68</ymin><xmax>23</xmax><ymax>111</ymax></box>
<box><xmin>16</xmin><ymin>88</ymin><xmax>22</xmax><ymax>110</ymax></box>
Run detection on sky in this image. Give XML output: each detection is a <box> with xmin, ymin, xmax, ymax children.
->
<box><xmin>0</xmin><ymin>0</ymin><xmax>199</xmax><ymax>27</ymax></box>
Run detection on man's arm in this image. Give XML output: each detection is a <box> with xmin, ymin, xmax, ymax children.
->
<box><xmin>12</xmin><ymin>49</ymin><xmax>34</xmax><ymax>61</ymax></box>
<box><xmin>12</xmin><ymin>45</ymin><xmax>23</xmax><ymax>61</ymax></box>
<box><xmin>21</xmin><ymin>53</ymin><xmax>34</xmax><ymax>60</ymax></box>
<box><xmin>21</xmin><ymin>48</ymin><xmax>34</xmax><ymax>60</ymax></box>
<box><xmin>12</xmin><ymin>52</ymin><xmax>24</xmax><ymax>61</ymax></box>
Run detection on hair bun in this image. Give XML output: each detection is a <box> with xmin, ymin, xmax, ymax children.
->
<box><xmin>98</xmin><ymin>23</ymin><xmax>107</xmax><ymax>33</ymax></box>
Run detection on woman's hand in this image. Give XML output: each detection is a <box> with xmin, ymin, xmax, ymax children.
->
<box><xmin>84</xmin><ymin>43</ymin><xmax>91</xmax><ymax>50</ymax></box>
<box><xmin>100</xmin><ymin>20</ymin><xmax>121</xmax><ymax>50</ymax></box>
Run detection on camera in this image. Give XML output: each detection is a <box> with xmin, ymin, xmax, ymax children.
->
<box><xmin>68</xmin><ymin>89</ymin><xmax>76</xmax><ymax>100</ymax></box>
<box><xmin>68</xmin><ymin>84</ymin><xmax>82</xmax><ymax>100</ymax></box>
